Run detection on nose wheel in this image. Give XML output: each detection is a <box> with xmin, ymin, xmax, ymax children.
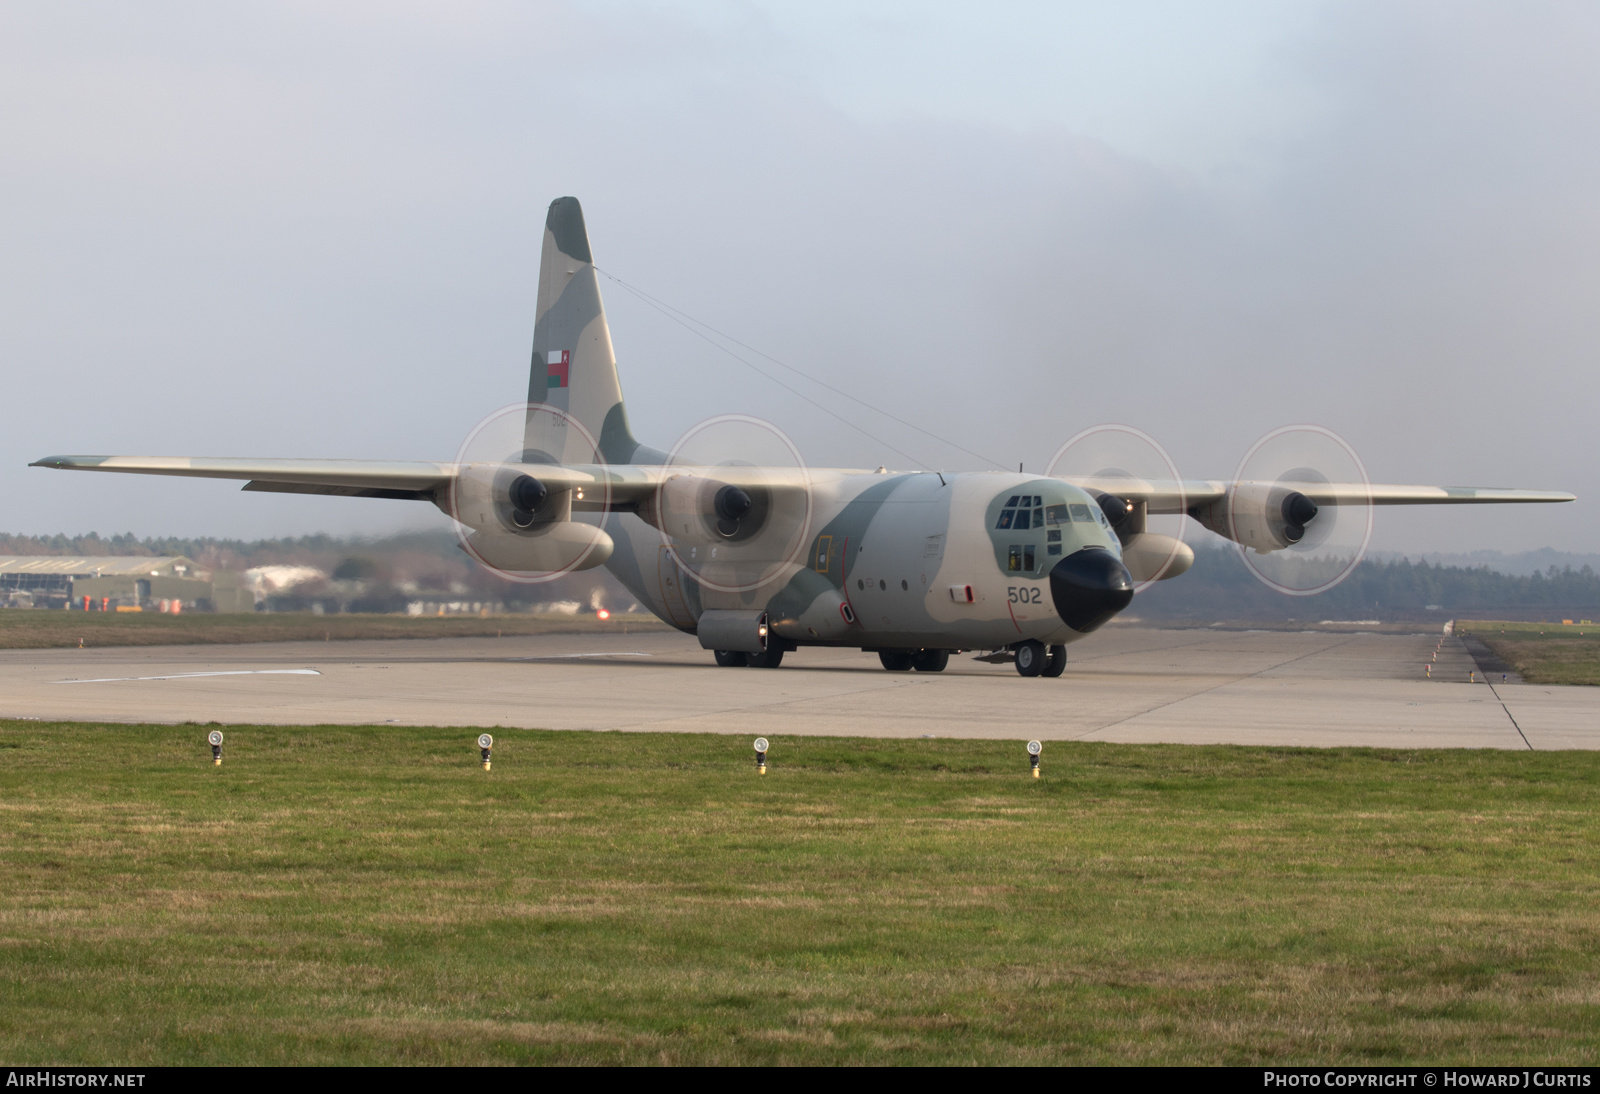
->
<box><xmin>1014</xmin><ymin>641</ymin><xmax>1067</xmax><ymax>678</ymax></box>
<box><xmin>1014</xmin><ymin>640</ymin><xmax>1045</xmax><ymax>676</ymax></box>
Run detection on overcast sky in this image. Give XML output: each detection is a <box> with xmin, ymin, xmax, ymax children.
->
<box><xmin>3</xmin><ymin>1</ymin><xmax>1596</xmax><ymax>554</ymax></box>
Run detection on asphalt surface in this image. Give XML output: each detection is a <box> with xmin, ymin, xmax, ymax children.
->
<box><xmin>3</xmin><ymin>624</ymin><xmax>1595</xmax><ymax>749</ymax></box>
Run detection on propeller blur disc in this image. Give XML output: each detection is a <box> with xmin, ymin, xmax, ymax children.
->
<box><xmin>450</xmin><ymin>402</ymin><xmax>612</xmax><ymax>584</ymax></box>
<box><xmin>660</xmin><ymin>414</ymin><xmax>813</xmax><ymax>594</ymax></box>
<box><xmin>1231</xmin><ymin>424</ymin><xmax>1372</xmax><ymax>596</ymax></box>
<box><xmin>1046</xmin><ymin>424</ymin><xmax>1187</xmax><ymax>593</ymax></box>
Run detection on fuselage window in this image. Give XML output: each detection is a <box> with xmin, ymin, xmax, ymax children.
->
<box><xmin>1047</xmin><ymin>544</ymin><xmax>1062</xmax><ymax>556</ymax></box>
<box><xmin>1024</xmin><ymin>546</ymin><xmax>1036</xmax><ymax>571</ymax></box>
<box><xmin>1069</xmin><ymin>503</ymin><xmax>1094</xmax><ymax>522</ymax></box>
<box><xmin>1045</xmin><ymin>504</ymin><xmax>1069</xmax><ymax>525</ymax></box>
<box><xmin>1007</xmin><ymin>545</ymin><xmax>1023</xmax><ymax>572</ymax></box>
<box><xmin>1014</xmin><ymin>509</ymin><xmax>1031</xmax><ymax>531</ymax></box>
<box><xmin>1047</xmin><ymin>529</ymin><xmax>1061</xmax><ymax>542</ymax></box>
<box><xmin>996</xmin><ymin>509</ymin><xmax>1016</xmax><ymax>529</ymax></box>
<box><xmin>1005</xmin><ymin>495</ymin><xmax>1021</xmax><ymax>507</ymax></box>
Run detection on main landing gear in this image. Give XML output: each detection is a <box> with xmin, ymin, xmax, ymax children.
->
<box><xmin>713</xmin><ymin>646</ymin><xmax>785</xmax><ymax>668</ymax></box>
<box><xmin>878</xmin><ymin>649</ymin><xmax>951</xmax><ymax>673</ymax></box>
<box><xmin>1014</xmin><ymin>640</ymin><xmax>1067</xmax><ymax>678</ymax></box>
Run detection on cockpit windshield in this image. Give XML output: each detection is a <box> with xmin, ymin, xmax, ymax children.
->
<box><xmin>994</xmin><ymin>495</ymin><xmax>1044</xmax><ymax>530</ymax></box>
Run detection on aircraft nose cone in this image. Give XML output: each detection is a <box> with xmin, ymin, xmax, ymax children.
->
<box><xmin>1049</xmin><ymin>548</ymin><xmax>1135</xmax><ymax>633</ymax></box>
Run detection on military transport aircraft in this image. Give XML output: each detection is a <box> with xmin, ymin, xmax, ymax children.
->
<box><xmin>32</xmin><ymin>198</ymin><xmax>1575</xmax><ymax>677</ymax></box>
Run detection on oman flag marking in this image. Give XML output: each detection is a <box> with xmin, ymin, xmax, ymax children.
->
<box><xmin>546</xmin><ymin>350</ymin><xmax>570</xmax><ymax>388</ymax></box>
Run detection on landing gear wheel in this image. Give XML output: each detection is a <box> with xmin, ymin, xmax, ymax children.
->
<box><xmin>878</xmin><ymin>650</ymin><xmax>915</xmax><ymax>672</ymax></box>
<box><xmin>912</xmin><ymin>649</ymin><xmax>950</xmax><ymax>672</ymax></box>
<box><xmin>1041</xmin><ymin>645</ymin><xmax>1067</xmax><ymax>678</ymax></box>
<box><xmin>1014</xmin><ymin>640</ymin><xmax>1046</xmax><ymax>677</ymax></box>
<box><xmin>714</xmin><ymin>650</ymin><xmax>748</xmax><ymax>667</ymax></box>
<box><xmin>747</xmin><ymin>645</ymin><xmax>785</xmax><ymax>669</ymax></box>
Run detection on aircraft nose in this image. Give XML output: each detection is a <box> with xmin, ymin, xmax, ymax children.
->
<box><xmin>1049</xmin><ymin>548</ymin><xmax>1135</xmax><ymax>633</ymax></box>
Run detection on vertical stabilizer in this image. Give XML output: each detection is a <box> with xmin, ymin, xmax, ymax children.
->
<box><xmin>525</xmin><ymin>197</ymin><xmax>650</xmax><ymax>464</ymax></box>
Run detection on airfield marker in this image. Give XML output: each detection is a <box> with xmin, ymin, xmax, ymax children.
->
<box><xmin>1027</xmin><ymin>739</ymin><xmax>1042</xmax><ymax>778</ymax></box>
<box><xmin>754</xmin><ymin>737</ymin><xmax>769</xmax><ymax>775</ymax></box>
<box><xmin>208</xmin><ymin>730</ymin><xmax>224</xmax><ymax>766</ymax></box>
<box><xmin>478</xmin><ymin>733</ymin><xmax>493</xmax><ymax>771</ymax></box>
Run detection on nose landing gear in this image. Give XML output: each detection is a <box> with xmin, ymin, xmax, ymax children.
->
<box><xmin>1014</xmin><ymin>640</ymin><xmax>1067</xmax><ymax>678</ymax></box>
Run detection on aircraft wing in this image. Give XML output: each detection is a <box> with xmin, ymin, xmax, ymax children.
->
<box><xmin>30</xmin><ymin>455</ymin><xmax>464</xmax><ymax>500</ymax></box>
<box><xmin>28</xmin><ymin>455</ymin><xmax>816</xmax><ymax>508</ymax></box>
<box><xmin>1066</xmin><ymin>477</ymin><xmax>1575</xmax><ymax>514</ymax></box>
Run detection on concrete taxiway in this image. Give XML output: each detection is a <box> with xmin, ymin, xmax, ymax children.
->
<box><xmin>2</xmin><ymin>625</ymin><xmax>1596</xmax><ymax>748</ymax></box>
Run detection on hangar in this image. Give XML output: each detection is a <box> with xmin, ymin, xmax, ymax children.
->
<box><xmin>0</xmin><ymin>556</ymin><xmax>215</xmax><ymax>611</ymax></box>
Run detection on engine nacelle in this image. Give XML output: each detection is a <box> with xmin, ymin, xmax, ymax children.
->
<box><xmin>646</xmin><ymin>474</ymin><xmax>768</xmax><ymax>546</ymax></box>
<box><xmin>1192</xmin><ymin>484</ymin><xmax>1320</xmax><ymax>553</ymax></box>
<box><xmin>1120</xmin><ymin>533</ymin><xmax>1194</xmax><ymax>583</ymax></box>
<box><xmin>464</xmin><ymin>524</ymin><xmax>613</xmax><ymax>573</ymax></box>
<box><xmin>450</xmin><ymin>464</ymin><xmax>571</xmax><ymax>534</ymax></box>
<box><xmin>450</xmin><ymin>465</ymin><xmax>609</xmax><ymax>573</ymax></box>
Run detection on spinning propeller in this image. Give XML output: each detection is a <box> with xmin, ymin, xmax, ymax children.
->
<box><xmin>449</xmin><ymin>402</ymin><xmax>614</xmax><ymax>583</ymax></box>
<box><xmin>1047</xmin><ymin>424</ymin><xmax>1190</xmax><ymax>592</ymax></box>
<box><xmin>653</xmin><ymin>414</ymin><xmax>815</xmax><ymax>594</ymax></box>
<box><xmin>1226</xmin><ymin>424</ymin><xmax>1374</xmax><ymax>596</ymax></box>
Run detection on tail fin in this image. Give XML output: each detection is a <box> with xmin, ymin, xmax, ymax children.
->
<box><xmin>525</xmin><ymin>197</ymin><xmax>650</xmax><ymax>464</ymax></box>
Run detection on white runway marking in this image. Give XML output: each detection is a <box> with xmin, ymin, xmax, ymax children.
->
<box><xmin>56</xmin><ymin>669</ymin><xmax>323</xmax><ymax>684</ymax></box>
<box><xmin>509</xmin><ymin>652</ymin><xmax>653</xmax><ymax>661</ymax></box>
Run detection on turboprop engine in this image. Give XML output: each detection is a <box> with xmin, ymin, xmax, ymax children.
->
<box><xmin>645</xmin><ymin>473</ymin><xmax>769</xmax><ymax>545</ymax></box>
<box><xmin>1190</xmin><ymin>483</ymin><xmax>1320</xmax><ymax>553</ymax></box>
<box><xmin>450</xmin><ymin>464</ymin><xmax>613</xmax><ymax>573</ymax></box>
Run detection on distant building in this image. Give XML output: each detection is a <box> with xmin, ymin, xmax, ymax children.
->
<box><xmin>0</xmin><ymin>556</ymin><xmax>217</xmax><ymax>611</ymax></box>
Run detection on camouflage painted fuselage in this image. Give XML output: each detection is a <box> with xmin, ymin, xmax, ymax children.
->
<box><xmin>603</xmin><ymin>468</ymin><xmax>1124</xmax><ymax>651</ymax></box>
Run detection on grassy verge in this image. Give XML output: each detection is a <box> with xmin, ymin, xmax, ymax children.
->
<box><xmin>0</xmin><ymin>611</ymin><xmax>672</xmax><ymax>650</ymax></box>
<box><xmin>3</xmin><ymin>723</ymin><xmax>1600</xmax><ymax>1064</ymax></box>
<box><xmin>1457</xmin><ymin>620</ymin><xmax>1600</xmax><ymax>685</ymax></box>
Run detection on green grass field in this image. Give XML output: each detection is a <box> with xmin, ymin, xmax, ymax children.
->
<box><xmin>3</xmin><ymin>722</ymin><xmax>1599</xmax><ymax>1065</ymax></box>
<box><xmin>1458</xmin><ymin>620</ymin><xmax>1600</xmax><ymax>686</ymax></box>
<box><xmin>0</xmin><ymin>610</ymin><xmax>670</xmax><ymax>650</ymax></box>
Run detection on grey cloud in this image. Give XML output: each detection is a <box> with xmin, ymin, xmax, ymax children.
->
<box><xmin>1</xmin><ymin>1</ymin><xmax>1592</xmax><ymax>555</ymax></box>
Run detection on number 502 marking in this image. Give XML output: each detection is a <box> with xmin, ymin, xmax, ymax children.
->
<box><xmin>1008</xmin><ymin>586</ymin><xmax>1042</xmax><ymax>604</ymax></box>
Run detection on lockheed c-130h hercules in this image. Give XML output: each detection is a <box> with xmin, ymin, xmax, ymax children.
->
<box><xmin>33</xmin><ymin>198</ymin><xmax>1575</xmax><ymax>677</ymax></box>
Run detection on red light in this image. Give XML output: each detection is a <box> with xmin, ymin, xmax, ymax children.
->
<box><xmin>597</xmin><ymin>609</ymin><xmax>610</xmax><ymax>620</ymax></box>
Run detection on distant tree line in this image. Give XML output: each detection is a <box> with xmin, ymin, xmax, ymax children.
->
<box><xmin>1135</xmin><ymin>545</ymin><xmax>1600</xmax><ymax>621</ymax></box>
<box><xmin>6</xmin><ymin>530</ymin><xmax>1597</xmax><ymax>621</ymax></box>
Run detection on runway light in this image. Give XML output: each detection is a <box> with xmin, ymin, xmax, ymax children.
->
<box><xmin>208</xmin><ymin>729</ymin><xmax>224</xmax><ymax>766</ymax></box>
<box><xmin>478</xmin><ymin>733</ymin><xmax>494</xmax><ymax>771</ymax></box>
<box><xmin>754</xmin><ymin>736</ymin><xmax>769</xmax><ymax>776</ymax></box>
<box><xmin>1027</xmin><ymin>739</ymin><xmax>1042</xmax><ymax>779</ymax></box>
<box><xmin>597</xmin><ymin>609</ymin><xmax>610</xmax><ymax>620</ymax></box>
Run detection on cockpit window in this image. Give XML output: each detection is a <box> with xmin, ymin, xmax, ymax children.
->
<box><xmin>999</xmin><ymin>496</ymin><xmax>1081</xmax><ymax>533</ymax></box>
